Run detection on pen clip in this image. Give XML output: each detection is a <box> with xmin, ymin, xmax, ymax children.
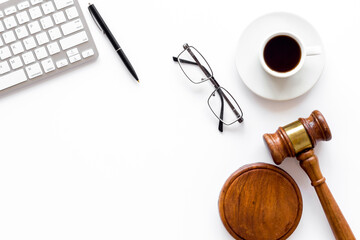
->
<box><xmin>89</xmin><ymin>5</ymin><xmax>104</xmax><ymax>33</ymax></box>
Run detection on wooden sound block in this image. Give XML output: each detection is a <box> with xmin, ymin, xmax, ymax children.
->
<box><xmin>219</xmin><ymin>163</ymin><xmax>303</xmax><ymax>240</ymax></box>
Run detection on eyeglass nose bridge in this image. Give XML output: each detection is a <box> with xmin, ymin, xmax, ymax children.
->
<box><xmin>201</xmin><ymin>77</ymin><xmax>212</xmax><ymax>83</ymax></box>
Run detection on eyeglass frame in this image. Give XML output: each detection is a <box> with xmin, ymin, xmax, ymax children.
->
<box><xmin>174</xmin><ymin>43</ymin><xmax>244</xmax><ymax>131</ymax></box>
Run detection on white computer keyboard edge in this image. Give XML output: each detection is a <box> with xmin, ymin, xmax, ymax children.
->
<box><xmin>0</xmin><ymin>0</ymin><xmax>98</xmax><ymax>93</ymax></box>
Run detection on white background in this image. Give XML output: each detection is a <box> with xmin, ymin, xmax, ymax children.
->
<box><xmin>0</xmin><ymin>0</ymin><xmax>359</xmax><ymax>239</ymax></box>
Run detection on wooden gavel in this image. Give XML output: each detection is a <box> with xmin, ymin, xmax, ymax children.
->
<box><xmin>263</xmin><ymin>110</ymin><xmax>355</xmax><ymax>240</ymax></box>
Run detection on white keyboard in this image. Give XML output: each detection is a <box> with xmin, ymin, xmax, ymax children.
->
<box><xmin>0</xmin><ymin>0</ymin><xmax>98</xmax><ymax>92</ymax></box>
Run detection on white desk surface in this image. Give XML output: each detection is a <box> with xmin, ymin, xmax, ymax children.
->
<box><xmin>0</xmin><ymin>0</ymin><xmax>359</xmax><ymax>239</ymax></box>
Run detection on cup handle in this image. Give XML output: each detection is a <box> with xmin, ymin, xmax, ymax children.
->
<box><xmin>306</xmin><ymin>46</ymin><xmax>322</xmax><ymax>56</ymax></box>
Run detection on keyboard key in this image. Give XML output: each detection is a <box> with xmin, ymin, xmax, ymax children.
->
<box><xmin>82</xmin><ymin>49</ymin><xmax>94</xmax><ymax>58</ymax></box>
<box><xmin>30</xmin><ymin>0</ymin><xmax>43</xmax><ymax>5</ymax></box>
<box><xmin>47</xmin><ymin>42</ymin><xmax>60</xmax><ymax>55</ymax></box>
<box><xmin>66</xmin><ymin>47</ymin><xmax>78</xmax><ymax>57</ymax></box>
<box><xmin>60</xmin><ymin>31</ymin><xmax>88</xmax><ymax>50</ymax></box>
<box><xmin>48</xmin><ymin>27</ymin><xmax>61</xmax><ymax>40</ymax></box>
<box><xmin>61</xmin><ymin>18</ymin><xmax>83</xmax><ymax>36</ymax></box>
<box><xmin>0</xmin><ymin>38</ymin><xmax>3</xmax><ymax>47</ymax></box>
<box><xmin>18</xmin><ymin>1</ymin><xmax>31</xmax><ymax>10</ymax></box>
<box><xmin>4</xmin><ymin>16</ymin><xmax>17</xmax><ymax>29</ymax></box>
<box><xmin>0</xmin><ymin>69</ymin><xmax>28</xmax><ymax>91</ymax></box>
<box><xmin>9</xmin><ymin>56</ymin><xmax>23</xmax><ymax>69</ymax></box>
<box><xmin>54</xmin><ymin>0</ymin><xmax>74</xmax><ymax>10</ymax></box>
<box><xmin>53</xmin><ymin>11</ymin><xmax>66</xmax><ymax>24</ymax></box>
<box><xmin>5</xmin><ymin>6</ymin><xmax>17</xmax><ymax>16</ymax></box>
<box><xmin>10</xmin><ymin>41</ymin><xmax>25</xmax><ymax>55</ymax></box>
<box><xmin>28</xmin><ymin>21</ymin><xmax>41</xmax><ymax>34</ymax></box>
<box><xmin>36</xmin><ymin>32</ymin><xmax>49</xmax><ymax>45</ymax></box>
<box><xmin>41</xmin><ymin>2</ymin><xmax>55</xmax><ymax>15</ymax></box>
<box><xmin>35</xmin><ymin>46</ymin><xmax>48</xmax><ymax>59</ymax></box>
<box><xmin>0</xmin><ymin>46</ymin><xmax>11</xmax><ymax>60</ymax></box>
<box><xmin>40</xmin><ymin>16</ymin><xmax>54</xmax><ymax>29</ymax></box>
<box><xmin>0</xmin><ymin>61</ymin><xmax>11</xmax><ymax>74</ymax></box>
<box><xmin>29</xmin><ymin>6</ymin><xmax>42</xmax><ymax>19</ymax></box>
<box><xmin>15</xmin><ymin>26</ymin><xmax>29</xmax><ymax>39</ymax></box>
<box><xmin>25</xmin><ymin>62</ymin><xmax>42</xmax><ymax>79</ymax></box>
<box><xmin>0</xmin><ymin>21</ymin><xmax>5</xmax><ymax>32</ymax></box>
<box><xmin>56</xmin><ymin>58</ymin><xmax>68</xmax><ymax>68</ymax></box>
<box><xmin>3</xmin><ymin>30</ymin><xmax>16</xmax><ymax>44</ymax></box>
<box><xmin>65</xmin><ymin>6</ymin><xmax>78</xmax><ymax>20</ymax></box>
<box><xmin>22</xmin><ymin>51</ymin><xmax>36</xmax><ymax>64</ymax></box>
<box><xmin>41</xmin><ymin>58</ymin><xmax>55</xmax><ymax>73</ymax></box>
<box><xmin>16</xmin><ymin>11</ymin><xmax>30</xmax><ymax>24</ymax></box>
<box><xmin>0</xmin><ymin>11</ymin><xmax>4</xmax><ymax>18</ymax></box>
<box><xmin>69</xmin><ymin>53</ymin><xmax>81</xmax><ymax>63</ymax></box>
<box><xmin>23</xmin><ymin>36</ymin><xmax>37</xmax><ymax>50</ymax></box>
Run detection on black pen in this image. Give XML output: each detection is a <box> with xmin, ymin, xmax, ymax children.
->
<box><xmin>88</xmin><ymin>3</ymin><xmax>139</xmax><ymax>82</ymax></box>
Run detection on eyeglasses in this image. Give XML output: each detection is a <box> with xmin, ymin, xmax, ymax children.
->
<box><xmin>173</xmin><ymin>43</ymin><xmax>244</xmax><ymax>132</ymax></box>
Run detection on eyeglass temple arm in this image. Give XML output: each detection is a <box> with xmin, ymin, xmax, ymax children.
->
<box><xmin>173</xmin><ymin>56</ymin><xmax>243</xmax><ymax>124</ymax></box>
<box><xmin>173</xmin><ymin>56</ymin><xmax>213</xmax><ymax>80</ymax></box>
<box><xmin>216</xmin><ymin>87</ymin><xmax>225</xmax><ymax>132</ymax></box>
<box><xmin>173</xmin><ymin>57</ymin><xmax>197</xmax><ymax>65</ymax></box>
<box><xmin>215</xmin><ymin>85</ymin><xmax>244</xmax><ymax>123</ymax></box>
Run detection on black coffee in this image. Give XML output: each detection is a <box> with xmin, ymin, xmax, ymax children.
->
<box><xmin>263</xmin><ymin>35</ymin><xmax>301</xmax><ymax>73</ymax></box>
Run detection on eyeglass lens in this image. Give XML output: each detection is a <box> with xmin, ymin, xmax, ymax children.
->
<box><xmin>208</xmin><ymin>87</ymin><xmax>243</xmax><ymax>125</ymax></box>
<box><xmin>178</xmin><ymin>47</ymin><xmax>213</xmax><ymax>84</ymax></box>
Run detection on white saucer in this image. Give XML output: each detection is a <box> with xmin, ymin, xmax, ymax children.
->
<box><xmin>236</xmin><ymin>12</ymin><xmax>325</xmax><ymax>101</ymax></box>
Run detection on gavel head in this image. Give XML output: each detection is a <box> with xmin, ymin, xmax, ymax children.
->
<box><xmin>263</xmin><ymin>110</ymin><xmax>332</xmax><ymax>165</ymax></box>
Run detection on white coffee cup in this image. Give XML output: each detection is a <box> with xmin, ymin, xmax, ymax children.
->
<box><xmin>259</xmin><ymin>32</ymin><xmax>322</xmax><ymax>78</ymax></box>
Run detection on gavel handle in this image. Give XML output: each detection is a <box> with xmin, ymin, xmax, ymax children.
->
<box><xmin>297</xmin><ymin>150</ymin><xmax>355</xmax><ymax>240</ymax></box>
